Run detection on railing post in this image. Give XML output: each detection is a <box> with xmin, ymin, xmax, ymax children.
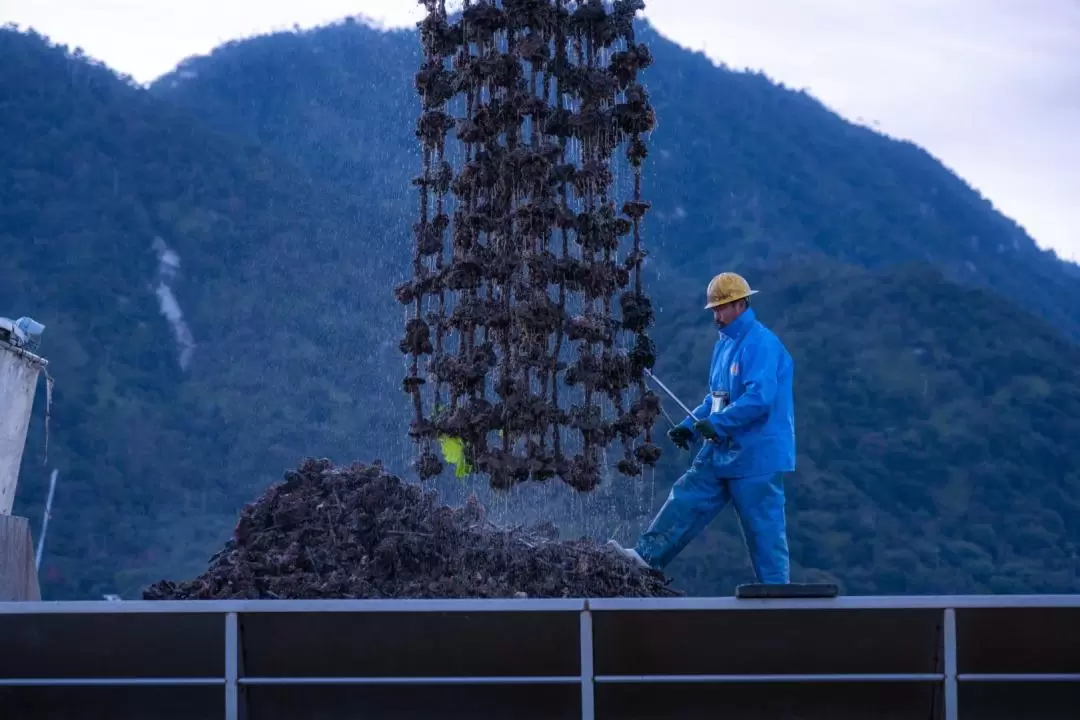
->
<box><xmin>944</xmin><ymin>607</ymin><xmax>958</xmax><ymax>720</ymax></box>
<box><xmin>580</xmin><ymin>607</ymin><xmax>595</xmax><ymax>720</ymax></box>
<box><xmin>225</xmin><ymin>612</ymin><xmax>242</xmax><ymax>720</ymax></box>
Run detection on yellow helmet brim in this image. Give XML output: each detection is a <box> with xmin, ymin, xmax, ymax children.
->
<box><xmin>704</xmin><ymin>289</ymin><xmax>758</xmax><ymax>310</ymax></box>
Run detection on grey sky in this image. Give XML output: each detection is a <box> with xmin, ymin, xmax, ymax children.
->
<box><xmin>4</xmin><ymin>0</ymin><xmax>1078</xmax><ymax>261</ymax></box>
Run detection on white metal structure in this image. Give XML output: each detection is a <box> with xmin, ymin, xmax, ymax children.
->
<box><xmin>34</xmin><ymin>469</ymin><xmax>58</xmax><ymax>571</ymax></box>
<box><xmin>1</xmin><ymin>595</ymin><xmax>1078</xmax><ymax>719</ymax></box>
<box><xmin>0</xmin><ymin>334</ymin><xmax>46</xmax><ymax>516</ymax></box>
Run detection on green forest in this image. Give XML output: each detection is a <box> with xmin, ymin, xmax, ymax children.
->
<box><xmin>2</xmin><ymin>18</ymin><xmax>1078</xmax><ymax>599</ymax></box>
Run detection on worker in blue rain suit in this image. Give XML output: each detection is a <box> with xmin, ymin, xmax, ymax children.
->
<box><xmin>611</xmin><ymin>272</ymin><xmax>795</xmax><ymax>584</ymax></box>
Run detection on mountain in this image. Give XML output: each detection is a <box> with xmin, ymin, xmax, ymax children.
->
<box><xmin>151</xmin><ymin>18</ymin><xmax>1080</xmax><ymax>340</ymax></box>
<box><xmin>1</xmin><ymin>27</ymin><xmax>410</xmax><ymax>598</ymax></box>
<box><xmin>3</xmin><ymin>15</ymin><xmax>1079</xmax><ymax>598</ymax></box>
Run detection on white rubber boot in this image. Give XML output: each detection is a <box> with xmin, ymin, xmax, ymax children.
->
<box><xmin>605</xmin><ymin>539</ymin><xmax>650</xmax><ymax>569</ymax></box>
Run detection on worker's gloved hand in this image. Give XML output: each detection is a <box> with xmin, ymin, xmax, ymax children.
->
<box><xmin>666</xmin><ymin>425</ymin><xmax>693</xmax><ymax>450</ymax></box>
<box><xmin>692</xmin><ymin>418</ymin><xmax>721</xmax><ymax>441</ymax></box>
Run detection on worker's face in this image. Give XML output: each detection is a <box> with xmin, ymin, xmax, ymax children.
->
<box><xmin>712</xmin><ymin>300</ymin><xmax>744</xmax><ymax>328</ymax></box>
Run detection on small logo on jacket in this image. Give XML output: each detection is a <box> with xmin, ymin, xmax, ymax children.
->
<box><xmin>730</xmin><ymin>362</ymin><xmax>739</xmax><ymax>376</ymax></box>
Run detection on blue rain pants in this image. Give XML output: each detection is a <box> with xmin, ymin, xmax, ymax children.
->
<box><xmin>634</xmin><ymin>461</ymin><xmax>790</xmax><ymax>584</ymax></box>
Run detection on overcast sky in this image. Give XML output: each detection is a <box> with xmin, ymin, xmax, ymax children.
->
<box><xmin>3</xmin><ymin>0</ymin><xmax>1078</xmax><ymax>262</ymax></box>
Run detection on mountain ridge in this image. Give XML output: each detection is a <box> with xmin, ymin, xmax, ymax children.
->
<box><xmin>151</xmin><ymin>17</ymin><xmax>1080</xmax><ymax>340</ymax></box>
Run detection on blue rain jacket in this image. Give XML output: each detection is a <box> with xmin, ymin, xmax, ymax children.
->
<box><xmin>678</xmin><ymin>307</ymin><xmax>796</xmax><ymax>477</ymax></box>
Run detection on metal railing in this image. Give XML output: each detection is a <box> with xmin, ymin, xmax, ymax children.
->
<box><xmin>2</xmin><ymin>595</ymin><xmax>1079</xmax><ymax>719</ymax></box>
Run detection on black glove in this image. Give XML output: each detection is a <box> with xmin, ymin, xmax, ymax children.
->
<box><xmin>693</xmin><ymin>418</ymin><xmax>720</xmax><ymax>441</ymax></box>
<box><xmin>667</xmin><ymin>425</ymin><xmax>693</xmax><ymax>450</ymax></box>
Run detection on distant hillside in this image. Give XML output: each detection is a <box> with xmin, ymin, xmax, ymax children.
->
<box><xmin>152</xmin><ymin>18</ymin><xmax>1080</xmax><ymax>341</ymax></box>
<box><xmin>1</xmin><ymin>28</ymin><xmax>409</xmax><ymax>598</ymax></box>
<box><xmin>2</xmin><ymin>16</ymin><xmax>1079</xmax><ymax>598</ymax></box>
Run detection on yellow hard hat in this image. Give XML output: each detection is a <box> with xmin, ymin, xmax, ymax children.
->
<box><xmin>704</xmin><ymin>272</ymin><xmax>758</xmax><ymax>310</ymax></box>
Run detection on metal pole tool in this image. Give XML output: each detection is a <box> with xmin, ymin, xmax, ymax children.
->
<box><xmin>643</xmin><ymin>368</ymin><xmax>697</xmax><ymax>420</ymax></box>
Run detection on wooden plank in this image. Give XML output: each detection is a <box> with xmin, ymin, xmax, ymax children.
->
<box><xmin>0</xmin><ymin>514</ymin><xmax>41</xmax><ymax>601</ymax></box>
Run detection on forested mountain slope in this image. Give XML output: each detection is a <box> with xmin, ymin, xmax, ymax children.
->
<box><xmin>2</xmin><ymin>27</ymin><xmax>409</xmax><ymax>597</ymax></box>
<box><xmin>152</xmin><ymin>18</ymin><xmax>1080</xmax><ymax>340</ymax></box>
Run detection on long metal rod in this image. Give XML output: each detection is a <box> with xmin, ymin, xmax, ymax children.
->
<box><xmin>4</xmin><ymin>594</ymin><xmax>1080</xmax><ymax>614</ymax></box>
<box><xmin>9</xmin><ymin>672</ymin><xmax>1080</xmax><ymax>689</ymax></box>
<box><xmin>643</xmin><ymin>368</ymin><xmax>697</xmax><ymax>419</ymax></box>
<box><xmin>586</xmin><ymin>595</ymin><xmax>1080</xmax><ymax>611</ymax></box>
<box><xmin>0</xmin><ymin>678</ymin><xmax>225</xmax><ymax>686</ymax></box>
<box><xmin>593</xmin><ymin>673</ymin><xmax>945</xmax><ymax>683</ymax></box>
<box><xmin>34</xmin><ymin>468</ymin><xmax>58</xmax><ymax>570</ymax></box>
<box><xmin>0</xmin><ymin>598</ymin><xmax>588</xmax><ymax>614</ymax></box>
<box><xmin>237</xmin><ymin>676</ymin><xmax>581</xmax><ymax>685</ymax></box>
<box><xmin>959</xmin><ymin>674</ymin><xmax>1080</xmax><ymax>682</ymax></box>
<box><xmin>6</xmin><ymin>672</ymin><xmax>1078</xmax><ymax>689</ymax></box>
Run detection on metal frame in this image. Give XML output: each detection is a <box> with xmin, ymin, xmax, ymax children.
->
<box><xmin>2</xmin><ymin>594</ymin><xmax>1079</xmax><ymax>719</ymax></box>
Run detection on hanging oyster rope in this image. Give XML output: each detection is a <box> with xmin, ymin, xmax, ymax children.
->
<box><xmin>399</xmin><ymin>0</ymin><xmax>661</xmax><ymax>491</ymax></box>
